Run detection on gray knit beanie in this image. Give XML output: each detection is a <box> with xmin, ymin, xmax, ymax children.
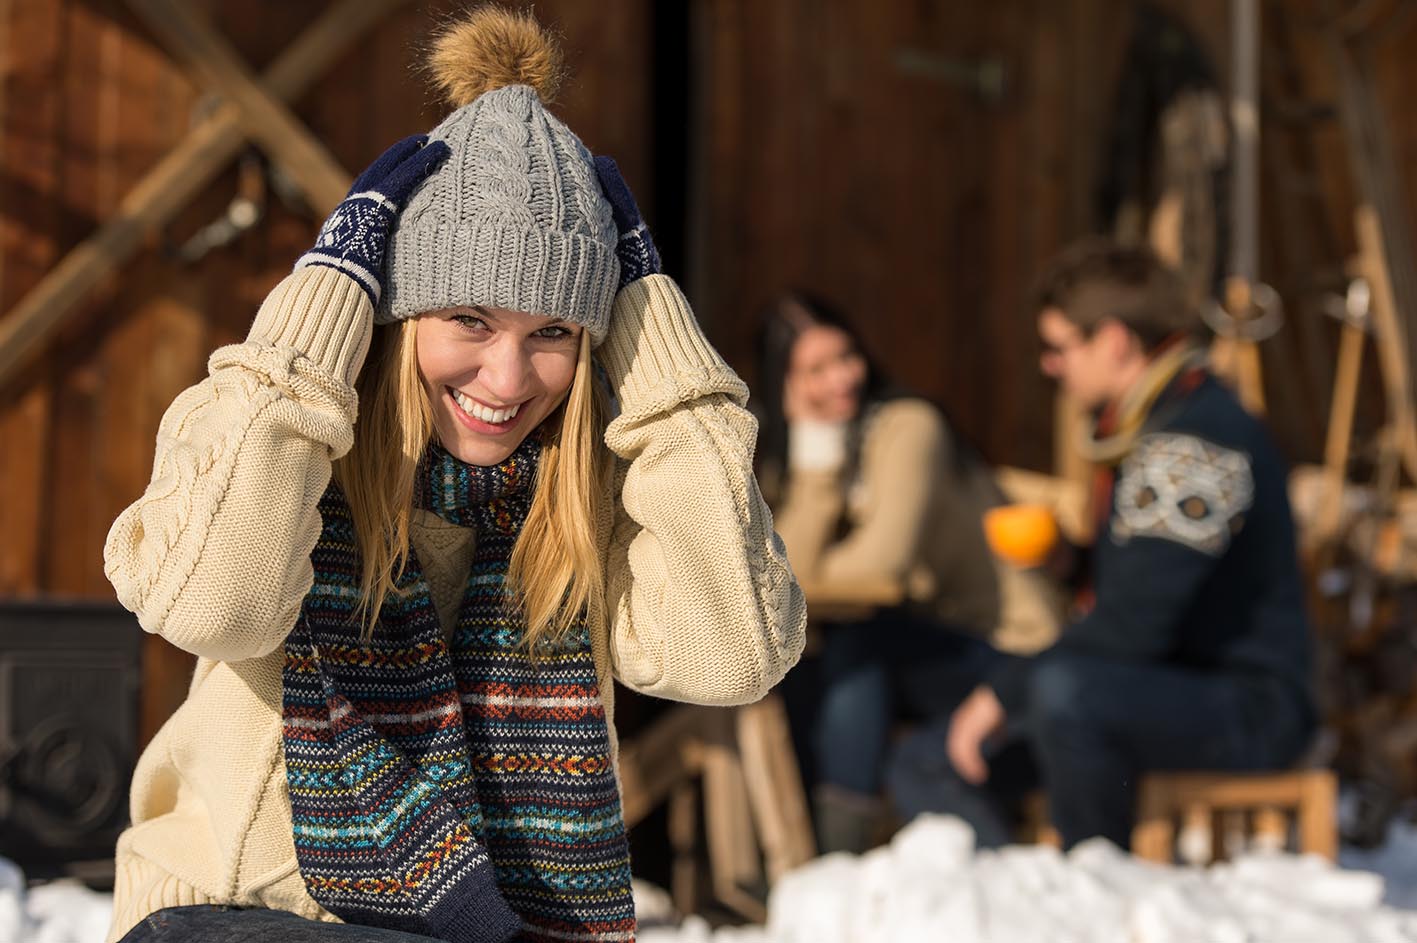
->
<box><xmin>375</xmin><ymin>9</ymin><xmax>620</xmax><ymax>344</ymax></box>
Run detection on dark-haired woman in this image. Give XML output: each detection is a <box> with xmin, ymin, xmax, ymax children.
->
<box><xmin>757</xmin><ymin>293</ymin><xmax>1061</xmax><ymax>854</ymax></box>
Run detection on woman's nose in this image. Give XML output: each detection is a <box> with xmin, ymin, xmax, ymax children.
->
<box><xmin>825</xmin><ymin>362</ymin><xmax>858</xmax><ymax>393</ymax></box>
<box><xmin>478</xmin><ymin>335</ymin><xmax>534</xmax><ymax>401</ymax></box>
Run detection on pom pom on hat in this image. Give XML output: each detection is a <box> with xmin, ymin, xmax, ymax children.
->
<box><xmin>378</xmin><ymin>4</ymin><xmax>620</xmax><ymax>339</ymax></box>
<box><xmin>428</xmin><ymin>5</ymin><xmax>565</xmax><ymax>108</ymax></box>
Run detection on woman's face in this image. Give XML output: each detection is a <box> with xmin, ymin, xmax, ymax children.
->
<box><xmin>786</xmin><ymin>325</ymin><xmax>868</xmax><ymax>423</ymax></box>
<box><xmin>416</xmin><ymin>306</ymin><xmax>582</xmax><ymax>466</ymax></box>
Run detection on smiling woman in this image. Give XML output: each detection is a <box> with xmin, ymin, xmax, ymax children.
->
<box><xmin>99</xmin><ymin>7</ymin><xmax>806</xmax><ymax>943</ymax></box>
<box><xmin>414</xmin><ymin>307</ymin><xmax>583</xmax><ymax>466</ymax></box>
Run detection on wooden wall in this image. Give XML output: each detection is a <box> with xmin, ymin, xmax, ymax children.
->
<box><xmin>6</xmin><ymin>0</ymin><xmax>1417</xmax><ymax>740</ymax></box>
<box><xmin>684</xmin><ymin>0</ymin><xmax>1417</xmax><ymax>472</ymax></box>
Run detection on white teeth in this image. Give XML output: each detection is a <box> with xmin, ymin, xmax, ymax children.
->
<box><xmin>452</xmin><ymin>389</ymin><xmax>520</xmax><ymax>424</ymax></box>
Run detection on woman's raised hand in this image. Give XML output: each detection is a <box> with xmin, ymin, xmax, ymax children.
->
<box><xmin>295</xmin><ymin>134</ymin><xmax>450</xmax><ymax>307</ymax></box>
<box><xmin>594</xmin><ymin>155</ymin><xmax>662</xmax><ymax>287</ymax></box>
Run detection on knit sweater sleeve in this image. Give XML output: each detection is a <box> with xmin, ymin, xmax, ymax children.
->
<box><xmin>597</xmin><ymin>275</ymin><xmax>807</xmax><ymax>705</ymax></box>
<box><xmin>103</xmin><ymin>266</ymin><xmax>372</xmax><ymax>662</ymax></box>
<box><xmin>774</xmin><ymin>399</ymin><xmax>947</xmax><ymax>584</ymax></box>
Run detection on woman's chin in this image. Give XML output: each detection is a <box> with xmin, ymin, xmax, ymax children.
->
<box><xmin>435</xmin><ymin>427</ymin><xmax>527</xmax><ymax>467</ymax></box>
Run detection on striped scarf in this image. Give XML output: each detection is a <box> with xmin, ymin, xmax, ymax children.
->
<box><xmin>282</xmin><ymin>437</ymin><xmax>635</xmax><ymax>943</ymax></box>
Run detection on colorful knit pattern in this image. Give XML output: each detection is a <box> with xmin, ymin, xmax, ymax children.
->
<box><xmin>282</xmin><ymin>438</ymin><xmax>635</xmax><ymax>943</ymax></box>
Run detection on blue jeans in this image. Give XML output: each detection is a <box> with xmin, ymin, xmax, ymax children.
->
<box><xmin>886</xmin><ymin>650</ymin><xmax>1315</xmax><ymax>849</ymax></box>
<box><xmin>118</xmin><ymin>906</ymin><xmax>447</xmax><ymax>942</ymax></box>
<box><xmin>782</xmin><ymin>609</ymin><xmax>999</xmax><ymax>796</ymax></box>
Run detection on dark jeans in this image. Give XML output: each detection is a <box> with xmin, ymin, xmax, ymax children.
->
<box><xmin>887</xmin><ymin>650</ymin><xmax>1315</xmax><ymax>850</ymax></box>
<box><xmin>118</xmin><ymin>905</ymin><xmax>446</xmax><ymax>942</ymax></box>
<box><xmin>781</xmin><ymin>608</ymin><xmax>999</xmax><ymax>796</ymax></box>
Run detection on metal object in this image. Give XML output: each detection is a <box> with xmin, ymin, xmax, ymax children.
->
<box><xmin>893</xmin><ymin>48</ymin><xmax>1008</xmax><ymax>104</ymax></box>
<box><xmin>1323</xmin><ymin>276</ymin><xmax>1374</xmax><ymax>330</ymax></box>
<box><xmin>0</xmin><ymin>601</ymin><xmax>142</xmax><ymax>885</ymax></box>
<box><xmin>1202</xmin><ymin>281</ymin><xmax>1286</xmax><ymax>340</ymax></box>
<box><xmin>175</xmin><ymin>153</ymin><xmax>267</xmax><ymax>263</ymax></box>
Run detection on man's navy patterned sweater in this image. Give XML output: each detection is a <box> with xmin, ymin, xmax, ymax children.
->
<box><xmin>991</xmin><ymin>373</ymin><xmax>1316</xmax><ymax>724</ymax></box>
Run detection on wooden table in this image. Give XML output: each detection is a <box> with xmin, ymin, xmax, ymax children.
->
<box><xmin>796</xmin><ymin>576</ymin><xmax>905</xmax><ymax>621</ymax></box>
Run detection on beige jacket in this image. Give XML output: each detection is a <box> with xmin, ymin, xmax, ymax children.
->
<box><xmin>102</xmin><ymin>267</ymin><xmax>806</xmax><ymax>941</ymax></box>
<box><xmin>772</xmin><ymin>398</ymin><xmax>1060</xmax><ymax>653</ymax></box>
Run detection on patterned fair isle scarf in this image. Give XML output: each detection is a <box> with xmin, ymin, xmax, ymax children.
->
<box><xmin>282</xmin><ymin>437</ymin><xmax>636</xmax><ymax>943</ymax></box>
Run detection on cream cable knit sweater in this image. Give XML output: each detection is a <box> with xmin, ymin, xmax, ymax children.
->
<box><xmin>772</xmin><ymin>399</ymin><xmax>1062</xmax><ymax>654</ymax></box>
<box><xmin>102</xmin><ymin>267</ymin><xmax>806</xmax><ymax>941</ymax></box>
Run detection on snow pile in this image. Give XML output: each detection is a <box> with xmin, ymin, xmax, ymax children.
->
<box><xmin>0</xmin><ymin>858</ymin><xmax>112</xmax><ymax>943</ymax></box>
<box><xmin>642</xmin><ymin>815</ymin><xmax>1417</xmax><ymax>943</ymax></box>
<box><xmin>1342</xmin><ymin>817</ymin><xmax>1417</xmax><ymax>911</ymax></box>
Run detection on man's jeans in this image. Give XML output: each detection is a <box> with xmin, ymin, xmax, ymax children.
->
<box><xmin>118</xmin><ymin>906</ymin><xmax>449</xmax><ymax>942</ymax></box>
<box><xmin>886</xmin><ymin>650</ymin><xmax>1315</xmax><ymax>849</ymax></box>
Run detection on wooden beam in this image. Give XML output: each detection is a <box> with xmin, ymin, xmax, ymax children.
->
<box><xmin>735</xmin><ymin>694</ymin><xmax>816</xmax><ymax>880</ymax></box>
<box><xmin>1355</xmin><ymin>204</ymin><xmax>1417</xmax><ymax>485</ymax></box>
<box><xmin>0</xmin><ymin>0</ymin><xmax>410</xmax><ymax>390</ymax></box>
<box><xmin>1318</xmin><ymin>309</ymin><xmax>1367</xmax><ymax>543</ymax></box>
<box><xmin>124</xmin><ymin>0</ymin><xmax>352</xmax><ymax>214</ymax></box>
<box><xmin>616</xmin><ymin>703</ymin><xmax>713</xmax><ymax>826</ymax></box>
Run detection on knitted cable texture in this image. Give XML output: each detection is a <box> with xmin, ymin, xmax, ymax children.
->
<box><xmin>377</xmin><ymin>85</ymin><xmax>619</xmax><ymax>340</ymax></box>
<box><xmin>282</xmin><ymin>436</ymin><xmax>635</xmax><ymax>943</ymax></box>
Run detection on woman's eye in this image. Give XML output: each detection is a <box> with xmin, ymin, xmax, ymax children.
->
<box><xmin>453</xmin><ymin>314</ymin><xmax>489</xmax><ymax>332</ymax></box>
<box><xmin>535</xmin><ymin>325</ymin><xmax>574</xmax><ymax>339</ymax></box>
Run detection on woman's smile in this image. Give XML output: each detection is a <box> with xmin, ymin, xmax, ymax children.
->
<box><xmin>448</xmin><ymin>387</ymin><xmax>525</xmax><ymax>432</ymax></box>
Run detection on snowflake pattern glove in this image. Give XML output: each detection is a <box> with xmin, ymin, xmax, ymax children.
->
<box><xmin>295</xmin><ymin>134</ymin><xmax>451</xmax><ymax>307</ymax></box>
<box><xmin>594</xmin><ymin>155</ymin><xmax>662</xmax><ymax>287</ymax></box>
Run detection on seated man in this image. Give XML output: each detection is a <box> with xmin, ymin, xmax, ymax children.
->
<box><xmin>887</xmin><ymin>240</ymin><xmax>1317</xmax><ymax>850</ymax></box>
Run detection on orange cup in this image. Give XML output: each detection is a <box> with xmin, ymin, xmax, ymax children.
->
<box><xmin>983</xmin><ymin>504</ymin><xmax>1060</xmax><ymax>569</ymax></box>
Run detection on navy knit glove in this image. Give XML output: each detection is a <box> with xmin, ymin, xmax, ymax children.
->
<box><xmin>594</xmin><ymin>156</ymin><xmax>662</xmax><ymax>286</ymax></box>
<box><xmin>295</xmin><ymin>134</ymin><xmax>450</xmax><ymax>307</ymax></box>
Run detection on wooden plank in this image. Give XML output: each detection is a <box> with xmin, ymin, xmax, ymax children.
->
<box><xmin>1354</xmin><ymin>204</ymin><xmax>1417</xmax><ymax>483</ymax></box>
<box><xmin>1298</xmin><ymin>769</ymin><xmax>1337</xmax><ymax>860</ymax></box>
<box><xmin>0</xmin><ymin>0</ymin><xmax>66</xmax><ymax>595</ymax></box>
<box><xmin>0</xmin><ymin>0</ymin><xmax>66</xmax><ymax>308</ymax></box>
<box><xmin>1318</xmin><ymin>316</ymin><xmax>1367</xmax><ymax>542</ymax></box>
<box><xmin>1132</xmin><ymin>776</ymin><xmax>1177</xmax><ymax>863</ymax></box>
<box><xmin>1150</xmin><ymin>771</ymin><xmax>1306</xmax><ymax>807</ymax></box>
<box><xmin>0</xmin><ymin>385</ymin><xmax>52</xmax><ymax>595</ymax></box>
<box><xmin>44</xmin><ymin>0</ymin><xmax>120</xmax><ymax>597</ymax></box>
<box><xmin>1021</xmin><ymin>791</ymin><xmax>1062</xmax><ymax>849</ymax></box>
<box><xmin>551</xmin><ymin>0</ymin><xmax>652</xmax><ymax>189</ymax></box>
<box><xmin>1178</xmin><ymin>801</ymin><xmax>1214</xmax><ymax>865</ymax></box>
<box><xmin>123</xmin><ymin>0</ymin><xmax>350</xmax><ymax>213</ymax></box>
<box><xmin>0</xmin><ymin>111</ymin><xmax>236</xmax><ymax>387</ymax></box>
<box><xmin>798</xmin><ymin>576</ymin><xmax>904</xmax><ymax>621</ymax></box>
<box><xmin>667</xmin><ymin>781</ymin><xmax>700</xmax><ymax>918</ymax></box>
<box><xmin>1252</xmin><ymin>806</ymin><xmax>1289</xmax><ymax>852</ymax></box>
<box><xmin>735</xmin><ymin>695</ymin><xmax>816</xmax><ymax>879</ymax></box>
<box><xmin>700</xmin><ymin>738</ymin><xmax>762</xmax><ymax>904</ymax></box>
<box><xmin>0</xmin><ymin>0</ymin><xmax>410</xmax><ymax>389</ymax></box>
<box><xmin>617</xmin><ymin>703</ymin><xmax>710</xmax><ymax>826</ymax></box>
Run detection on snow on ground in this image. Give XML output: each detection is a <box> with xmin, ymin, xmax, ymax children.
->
<box><xmin>641</xmin><ymin>815</ymin><xmax>1417</xmax><ymax>943</ymax></box>
<box><xmin>0</xmin><ymin>859</ymin><xmax>112</xmax><ymax>943</ymax></box>
<box><xmin>7</xmin><ymin>814</ymin><xmax>1417</xmax><ymax>941</ymax></box>
<box><xmin>1342</xmin><ymin>816</ymin><xmax>1417</xmax><ymax>911</ymax></box>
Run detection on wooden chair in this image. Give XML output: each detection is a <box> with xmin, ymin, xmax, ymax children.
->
<box><xmin>616</xmin><ymin>694</ymin><xmax>816</xmax><ymax>922</ymax></box>
<box><xmin>1131</xmin><ymin>768</ymin><xmax>1337</xmax><ymax>865</ymax></box>
<box><xmin>1023</xmin><ymin>768</ymin><xmax>1337</xmax><ymax>865</ymax></box>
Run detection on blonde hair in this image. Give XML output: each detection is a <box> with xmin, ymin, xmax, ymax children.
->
<box><xmin>332</xmin><ymin>319</ymin><xmax>610</xmax><ymax>650</ymax></box>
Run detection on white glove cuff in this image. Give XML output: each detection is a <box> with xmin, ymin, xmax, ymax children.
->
<box><xmin>789</xmin><ymin>419</ymin><xmax>850</xmax><ymax>472</ymax></box>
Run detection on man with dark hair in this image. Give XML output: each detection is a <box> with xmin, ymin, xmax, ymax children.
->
<box><xmin>887</xmin><ymin>239</ymin><xmax>1317</xmax><ymax>850</ymax></box>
